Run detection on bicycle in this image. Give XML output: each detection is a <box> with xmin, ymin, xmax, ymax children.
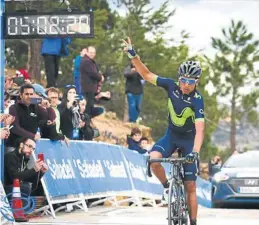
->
<box><xmin>147</xmin><ymin>149</ymin><xmax>189</xmax><ymax>225</ymax></box>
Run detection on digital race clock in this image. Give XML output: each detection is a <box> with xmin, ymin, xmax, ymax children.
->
<box><xmin>4</xmin><ymin>11</ymin><xmax>94</xmax><ymax>39</ymax></box>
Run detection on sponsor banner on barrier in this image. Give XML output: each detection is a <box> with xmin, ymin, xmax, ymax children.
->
<box><xmin>37</xmin><ymin>140</ymin><xmax>133</xmax><ymax>197</ymax></box>
<box><xmin>36</xmin><ymin>140</ymin><xmax>211</xmax><ymax>208</ymax></box>
<box><xmin>122</xmin><ymin>149</ymin><xmax>163</xmax><ymax>195</ymax></box>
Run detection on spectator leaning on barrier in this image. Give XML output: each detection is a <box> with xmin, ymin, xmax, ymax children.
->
<box><xmin>139</xmin><ymin>136</ymin><xmax>149</xmax><ymax>149</ymax></box>
<box><xmin>124</xmin><ymin>63</ymin><xmax>144</xmax><ymax>123</ymax></box>
<box><xmin>80</xmin><ymin>46</ymin><xmax>104</xmax><ymax>115</ymax></box>
<box><xmin>127</xmin><ymin>127</ymin><xmax>147</xmax><ymax>155</ymax></box>
<box><xmin>4</xmin><ymin>137</ymin><xmax>48</xmax><ymax>198</ymax></box>
<box><xmin>73</xmin><ymin>48</ymin><xmax>87</xmax><ymax>94</ymax></box>
<box><xmin>32</xmin><ymin>84</ymin><xmax>69</xmax><ymax>146</ymax></box>
<box><xmin>140</xmin><ymin>137</ymin><xmax>153</xmax><ymax>152</ymax></box>
<box><xmin>41</xmin><ymin>37</ymin><xmax>71</xmax><ymax>88</ymax></box>
<box><xmin>6</xmin><ymin>84</ymin><xmax>48</xmax><ymax>153</ymax></box>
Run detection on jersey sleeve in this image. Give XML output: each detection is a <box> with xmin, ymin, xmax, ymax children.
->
<box><xmin>193</xmin><ymin>93</ymin><xmax>205</xmax><ymax>122</ymax></box>
<box><xmin>151</xmin><ymin>75</ymin><xmax>175</xmax><ymax>91</ymax></box>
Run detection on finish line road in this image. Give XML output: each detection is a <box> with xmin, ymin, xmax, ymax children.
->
<box><xmin>20</xmin><ymin>206</ymin><xmax>259</xmax><ymax>225</ymax></box>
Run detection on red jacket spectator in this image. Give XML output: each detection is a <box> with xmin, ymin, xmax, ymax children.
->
<box><xmin>17</xmin><ymin>69</ymin><xmax>30</xmax><ymax>80</ymax></box>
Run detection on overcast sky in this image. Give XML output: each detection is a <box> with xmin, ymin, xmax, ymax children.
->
<box><xmin>109</xmin><ymin>0</ymin><xmax>259</xmax><ymax>58</ymax></box>
<box><xmin>109</xmin><ymin>0</ymin><xmax>259</xmax><ymax>98</ymax></box>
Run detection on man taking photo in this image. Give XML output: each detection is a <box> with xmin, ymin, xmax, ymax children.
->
<box><xmin>6</xmin><ymin>84</ymin><xmax>48</xmax><ymax>153</ymax></box>
<box><xmin>4</xmin><ymin>138</ymin><xmax>48</xmax><ymax>201</ymax></box>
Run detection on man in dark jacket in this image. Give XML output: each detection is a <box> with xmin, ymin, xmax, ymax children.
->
<box><xmin>80</xmin><ymin>46</ymin><xmax>104</xmax><ymax>115</ymax></box>
<box><xmin>4</xmin><ymin>137</ymin><xmax>48</xmax><ymax>198</ymax></box>
<box><xmin>124</xmin><ymin>63</ymin><xmax>144</xmax><ymax>122</ymax></box>
<box><xmin>6</xmin><ymin>84</ymin><xmax>48</xmax><ymax>153</ymax></box>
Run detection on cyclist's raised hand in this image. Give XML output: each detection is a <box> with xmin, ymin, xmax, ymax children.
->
<box><xmin>185</xmin><ymin>152</ymin><xmax>199</xmax><ymax>163</ymax></box>
<box><xmin>122</xmin><ymin>37</ymin><xmax>137</xmax><ymax>59</ymax></box>
<box><xmin>122</xmin><ymin>37</ymin><xmax>156</xmax><ymax>84</ymax></box>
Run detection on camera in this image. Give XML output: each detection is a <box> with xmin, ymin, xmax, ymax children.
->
<box><xmin>74</xmin><ymin>95</ymin><xmax>83</xmax><ymax>101</ymax></box>
<box><xmin>73</xmin><ymin>95</ymin><xmax>83</xmax><ymax>106</ymax></box>
<box><xmin>73</xmin><ymin>100</ymin><xmax>78</xmax><ymax>106</ymax></box>
<box><xmin>12</xmin><ymin>77</ymin><xmax>24</xmax><ymax>86</ymax></box>
<box><xmin>30</xmin><ymin>97</ymin><xmax>42</xmax><ymax>104</ymax></box>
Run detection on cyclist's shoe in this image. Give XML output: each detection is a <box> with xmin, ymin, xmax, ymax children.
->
<box><xmin>190</xmin><ymin>219</ymin><xmax>197</xmax><ymax>225</ymax></box>
<box><xmin>182</xmin><ymin>217</ymin><xmax>188</xmax><ymax>225</ymax></box>
<box><xmin>162</xmin><ymin>188</ymin><xmax>169</xmax><ymax>204</ymax></box>
<box><xmin>171</xmin><ymin>217</ymin><xmax>188</xmax><ymax>225</ymax></box>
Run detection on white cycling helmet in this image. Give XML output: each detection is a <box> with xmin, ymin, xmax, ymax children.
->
<box><xmin>178</xmin><ymin>61</ymin><xmax>202</xmax><ymax>79</ymax></box>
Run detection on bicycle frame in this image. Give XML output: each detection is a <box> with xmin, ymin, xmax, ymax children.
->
<box><xmin>147</xmin><ymin>156</ymin><xmax>189</xmax><ymax>225</ymax></box>
<box><xmin>168</xmin><ymin>159</ymin><xmax>188</xmax><ymax>225</ymax></box>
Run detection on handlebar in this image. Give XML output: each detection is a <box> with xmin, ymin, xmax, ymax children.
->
<box><xmin>148</xmin><ymin>157</ymin><xmax>186</xmax><ymax>163</ymax></box>
<box><xmin>146</xmin><ymin>157</ymin><xmax>187</xmax><ymax>177</ymax></box>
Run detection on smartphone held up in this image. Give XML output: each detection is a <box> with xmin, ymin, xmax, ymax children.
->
<box><xmin>30</xmin><ymin>97</ymin><xmax>42</xmax><ymax>104</ymax></box>
<box><xmin>38</xmin><ymin>153</ymin><xmax>44</xmax><ymax>162</ymax></box>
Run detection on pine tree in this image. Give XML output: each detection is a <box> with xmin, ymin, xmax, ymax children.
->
<box><xmin>207</xmin><ymin>20</ymin><xmax>259</xmax><ymax>152</ymax></box>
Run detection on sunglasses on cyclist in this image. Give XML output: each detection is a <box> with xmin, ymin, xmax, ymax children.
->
<box><xmin>179</xmin><ymin>77</ymin><xmax>197</xmax><ymax>85</ymax></box>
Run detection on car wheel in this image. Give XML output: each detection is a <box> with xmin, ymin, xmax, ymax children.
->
<box><xmin>211</xmin><ymin>201</ymin><xmax>221</xmax><ymax>208</ymax></box>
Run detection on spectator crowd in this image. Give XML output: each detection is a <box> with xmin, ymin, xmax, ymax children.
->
<box><xmin>1</xmin><ymin>38</ymin><xmax>152</xmax><ymax>220</ymax></box>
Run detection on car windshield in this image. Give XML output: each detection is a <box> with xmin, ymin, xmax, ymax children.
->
<box><xmin>223</xmin><ymin>151</ymin><xmax>259</xmax><ymax>168</ymax></box>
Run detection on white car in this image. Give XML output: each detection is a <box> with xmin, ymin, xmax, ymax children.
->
<box><xmin>211</xmin><ymin>150</ymin><xmax>259</xmax><ymax>208</ymax></box>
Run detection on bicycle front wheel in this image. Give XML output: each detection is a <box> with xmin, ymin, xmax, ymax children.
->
<box><xmin>177</xmin><ymin>184</ymin><xmax>189</xmax><ymax>225</ymax></box>
<box><xmin>168</xmin><ymin>181</ymin><xmax>187</xmax><ymax>225</ymax></box>
<box><xmin>168</xmin><ymin>179</ymin><xmax>178</xmax><ymax>225</ymax></box>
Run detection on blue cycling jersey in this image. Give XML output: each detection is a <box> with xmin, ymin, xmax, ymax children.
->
<box><xmin>153</xmin><ymin>75</ymin><xmax>205</xmax><ymax>134</ymax></box>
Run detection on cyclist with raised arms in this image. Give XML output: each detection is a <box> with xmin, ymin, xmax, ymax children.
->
<box><xmin>122</xmin><ymin>37</ymin><xmax>205</xmax><ymax>225</ymax></box>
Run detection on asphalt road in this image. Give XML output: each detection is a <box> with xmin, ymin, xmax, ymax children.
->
<box><xmin>17</xmin><ymin>205</ymin><xmax>259</xmax><ymax>225</ymax></box>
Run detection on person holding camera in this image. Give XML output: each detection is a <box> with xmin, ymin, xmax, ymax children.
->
<box><xmin>58</xmin><ymin>85</ymin><xmax>85</xmax><ymax>140</ymax></box>
<box><xmin>78</xmin><ymin>98</ymin><xmax>99</xmax><ymax>140</ymax></box>
<box><xmin>6</xmin><ymin>84</ymin><xmax>49</xmax><ymax>154</ymax></box>
<box><xmin>4</xmin><ymin>137</ymin><xmax>48</xmax><ymax>200</ymax></box>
